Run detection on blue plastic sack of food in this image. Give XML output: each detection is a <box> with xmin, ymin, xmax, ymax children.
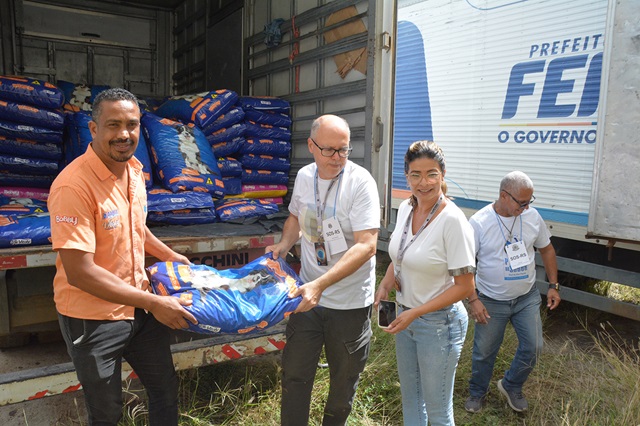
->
<box><xmin>0</xmin><ymin>213</ymin><xmax>51</xmax><ymax>248</ymax></box>
<box><xmin>0</xmin><ymin>171</ymin><xmax>54</xmax><ymax>188</ymax></box>
<box><xmin>138</xmin><ymin>97</ymin><xmax>165</xmax><ymax>113</ymax></box>
<box><xmin>217</xmin><ymin>157</ymin><xmax>242</xmax><ymax>177</ymax></box>
<box><xmin>0</xmin><ymin>100</ymin><xmax>65</xmax><ymax>130</ymax></box>
<box><xmin>0</xmin><ymin>76</ymin><xmax>64</xmax><ymax>109</ymax></box>
<box><xmin>142</xmin><ymin>113</ymin><xmax>224</xmax><ymax>196</ymax></box>
<box><xmin>155</xmin><ymin>90</ymin><xmax>239</xmax><ymax>130</ymax></box>
<box><xmin>238</xmin><ymin>96</ymin><xmax>290</xmax><ymax>113</ymax></box>
<box><xmin>244</xmin><ymin>109</ymin><xmax>292</xmax><ymax>128</ymax></box>
<box><xmin>147</xmin><ymin>253</ymin><xmax>302</xmax><ymax>334</ymax></box>
<box><xmin>215</xmin><ymin>198</ymin><xmax>279</xmax><ymax>222</ymax></box>
<box><xmin>241</xmin><ymin>138</ymin><xmax>291</xmax><ymax>157</ymax></box>
<box><xmin>202</xmin><ymin>107</ymin><xmax>245</xmax><ymax>135</ymax></box>
<box><xmin>147</xmin><ymin>188</ymin><xmax>214</xmax><ymax>212</ymax></box>
<box><xmin>56</xmin><ymin>80</ymin><xmax>110</xmax><ymax>113</ymax></box>
<box><xmin>211</xmin><ymin>136</ymin><xmax>244</xmax><ymax>157</ymax></box>
<box><xmin>242</xmin><ymin>169</ymin><xmax>289</xmax><ymax>185</ymax></box>
<box><xmin>0</xmin><ymin>154</ymin><xmax>59</xmax><ymax>175</ymax></box>
<box><xmin>221</xmin><ymin>177</ymin><xmax>242</xmax><ymax>195</ymax></box>
<box><xmin>147</xmin><ymin>208</ymin><xmax>217</xmax><ymax>225</ymax></box>
<box><xmin>0</xmin><ymin>136</ymin><xmax>62</xmax><ymax>160</ymax></box>
<box><xmin>0</xmin><ymin>120</ymin><xmax>63</xmax><ymax>144</ymax></box>
<box><xmin>240</xmin><ymin>154</ymin><xmax>291</xmax><ymax>172</ymax></box>
<box><xmin>244</xmin><ymin>121</ymin><xmax>291</xmax><ymax>141</ymax></box>
<box><xmin>0</xmin><ymin>198</ymin><xmax>48</xmax><ymax>215</ymax></box>
<box><xmin>205</xmin><ymin>123</ymin><xmax>246</xmax><ymax>145</ymax></box>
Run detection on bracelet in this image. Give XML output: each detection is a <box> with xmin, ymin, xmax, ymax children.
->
<box><xmin>467</xmin><ymin>298</ymin><xmax>480</xmax><ymax>304</ymax></box>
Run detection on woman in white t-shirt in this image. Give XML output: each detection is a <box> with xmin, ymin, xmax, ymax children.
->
<box><xmin>375</xmin><ymin>141</ymin><xmax>476</xmax><ymax>426</ymax></box>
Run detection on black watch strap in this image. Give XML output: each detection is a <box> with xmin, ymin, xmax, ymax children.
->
<box><xmin>548</xmin><ymin>282</ymin><xmax>559</xmax><ymax>291</ymax></box>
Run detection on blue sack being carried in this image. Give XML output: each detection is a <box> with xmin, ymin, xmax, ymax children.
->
<box><xmin>147</xmin><ymin>253</ymin><xmax>303</xmax><ymax>334</ymax></box>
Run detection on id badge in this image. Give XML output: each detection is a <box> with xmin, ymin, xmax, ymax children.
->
<box><xmin>394</xmin><ymin>265</ymin><xmax>402</xmax><ymax>288</ymax></box>
<box><xmin>323</xmin><ymin>217</ymin><xmax>347</xmax><ymax>255</ymax></box>
<box><xmin>505</xmin><ymin>240</ymin><xmax>529</xmax><ymax>269</ymax></box>
<box><xmin>315</xmin><ymin>241</ymin><xmax>329</xmax><ymax>266</ymax></box>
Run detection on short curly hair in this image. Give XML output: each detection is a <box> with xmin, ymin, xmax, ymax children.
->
<box><xmin>92</xmin><ymin>88</ymin><xmax>139</xmax><ymax>122</ymax></box>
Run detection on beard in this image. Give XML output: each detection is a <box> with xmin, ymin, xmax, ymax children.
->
<box><xmin>108</xmin><ymin>138</ymin><xmax>136</xmax><ymax>163</ymax></box>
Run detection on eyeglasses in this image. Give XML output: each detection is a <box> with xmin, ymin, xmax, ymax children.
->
<box><xmin>310</xmin><ymin>138</ymin><xmax>352</xmax><ymax>158</ymax></box>
<box><xmin>502</xmin><ymin>190</ymin><xmax>535</xmax><ymax>208</ymax></box>
<box><xmin>407</xmin><ymin>171</ymin><xmax>441</xmax><ymax>184</ymax></box>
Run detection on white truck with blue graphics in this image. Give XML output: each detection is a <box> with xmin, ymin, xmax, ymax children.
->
<box><xmin>0</xmin><ymin>0</ymin><xmax>638</xmax><ymax>422</ymax></box>
<box><xmin>389</xmin><ymin>0</ymin><xmax>639</xmax><ymax>321</ymax></box>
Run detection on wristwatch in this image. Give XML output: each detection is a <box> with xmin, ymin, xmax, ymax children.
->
<box><xmin>548</xmin><ymin>282</ymin><xmax>559</xmax><ymax>291</ymax></box>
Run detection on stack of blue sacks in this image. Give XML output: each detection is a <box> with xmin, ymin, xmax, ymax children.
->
<box><xmin>0</xmin><ymin>76</ymin><xmax>65</xmax><ymax>190</ymax></box>
<box><xmin>152</xmin><ymin>91</ymin><xmax>291</xmax><ymax>223</ymax></box>
<box><xmin>237</xmin><ymin>96</ymin><xmax>292</xmax><ymax>189</ymax></box>
<box><xmin>0</xmin><ymin>76</ymin><xmax>66</xmax><ymax>247</ymax></box>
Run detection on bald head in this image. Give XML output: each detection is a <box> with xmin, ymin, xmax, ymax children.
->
<box><xmin>310</xmin><ymin>114</ymin><xmax>351</xmax><ymax>140</ymax></box>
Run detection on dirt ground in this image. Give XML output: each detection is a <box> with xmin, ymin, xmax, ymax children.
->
<box><xmin>542</xmin><ymin>299</ymin><xmax>640</xmax><ymax>357</ymax></box>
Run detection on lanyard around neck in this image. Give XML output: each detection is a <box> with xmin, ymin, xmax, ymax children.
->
<box><xmin>314</xmin><ymin>169</ymin><xmax>343</xmax><ymax>240</ymax></box>
<box><xmin>396</xmin><ymin>195</ymin><xmax>444</xmax><ymax>268</ymax></box>
<box><xmin>494</xmin><ymin>208</ymin><xmax>522</xmax><ymax>243</ymax></box>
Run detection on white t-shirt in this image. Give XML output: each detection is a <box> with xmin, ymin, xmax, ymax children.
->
<box><xmin>288</xmin><ymin>161</ymin><xmax>380</xmax><ymax>309</ymax></box>
<box><xmin>469</xmin><ymin>203</ymin><xmax>551</xmax><ymax>301</ymax></box>
<box><xmin>389</xmin><ymin>199</ymin><xmax>475</xmax><ymax>309</ymax></box>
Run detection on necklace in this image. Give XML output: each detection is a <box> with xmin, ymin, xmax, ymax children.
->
<box><xmin>496</xmin><ymin>214</ymin><xmax>517</xmax><ymax>240</ymax></box>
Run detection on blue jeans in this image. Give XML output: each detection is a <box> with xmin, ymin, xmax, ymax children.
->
<box><xmin>281</xmin><ymin>305</ymin><xmax>372</xmax><ymax>426</ymax></box>
<box><xmin>468</xmin><ymin>286</ymin><xmax>543</xmax><ymax>397</ymax></box>
<box><xmin>58</xmin><ymin>309</ymin><xmax>178</xmax><ymax>426</ymax></box>
<box><xmin>396</xmin><ymin>301</ymin><xmax>468</xmax><ymax>426</ymax></box>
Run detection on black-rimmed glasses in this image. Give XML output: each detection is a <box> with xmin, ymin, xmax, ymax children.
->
<box><xmin>502</xmin><ymin>190</ymin><xmax>535</xmax><ymax>208</ymax></box>
<box><xmin>310</xmin><ymin>138</ymin><xmax>352</xmax><ymax>158</ymax></box>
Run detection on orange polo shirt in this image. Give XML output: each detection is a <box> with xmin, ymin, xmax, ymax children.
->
<box><xmin>48</xmin><ymin>144</ymin><xmax>148</xmax><ymax>320</ymax></box>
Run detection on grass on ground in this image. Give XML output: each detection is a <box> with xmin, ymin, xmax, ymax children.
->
<box><xmin>116</xmin><ymin>254</ymin><xmax>640</xmax><ymax>425</ymax></box>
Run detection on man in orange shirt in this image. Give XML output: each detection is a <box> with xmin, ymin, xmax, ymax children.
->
<box><xmin>48</xmin><ymin>88</ymin><xmax>197</xmax><ymax>425</ymax></box>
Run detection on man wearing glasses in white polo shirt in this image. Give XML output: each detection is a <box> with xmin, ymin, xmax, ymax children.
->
<box><xmin>266</xmin><ymin>114</ymin><xmax>380</xmax><ymax>425</ymax></box>
<box><xmin>465</xmin><ymin>170</ymin><xmax>561</xmax><ymax>414</ymax></box>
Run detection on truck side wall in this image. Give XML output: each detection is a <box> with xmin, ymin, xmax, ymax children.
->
<box><xmin>588</xmin><ymin>0</ymin><xmax>640</xmax><ymax>243</ymax></box>
<box><xmin>392</xmin><ymin>0</ymin><xmax>610</xmax><ymax>245</ymax></box>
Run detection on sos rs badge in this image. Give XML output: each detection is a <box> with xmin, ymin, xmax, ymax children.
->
<box><xmin>505</xmin><ymin>240</ymin><xmax>529</xmax><ymax>269</ymax></box>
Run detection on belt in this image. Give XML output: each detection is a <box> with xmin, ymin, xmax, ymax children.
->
<box><xmin>397</xmin><ymin>303</ymin><xmax>412</xmax><ymax>311</ymax></box>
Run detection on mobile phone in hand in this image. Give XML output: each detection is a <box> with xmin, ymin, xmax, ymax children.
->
<box><xmin>377</xmin><ymin>300</ymin><xmax>397</xmax><ymax>328</ymax></box>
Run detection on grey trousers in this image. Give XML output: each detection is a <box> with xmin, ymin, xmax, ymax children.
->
<box><xmin>280</xmin><ymin>305</ymin><xmax>373</xmax><ymax>426</ymax></box>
